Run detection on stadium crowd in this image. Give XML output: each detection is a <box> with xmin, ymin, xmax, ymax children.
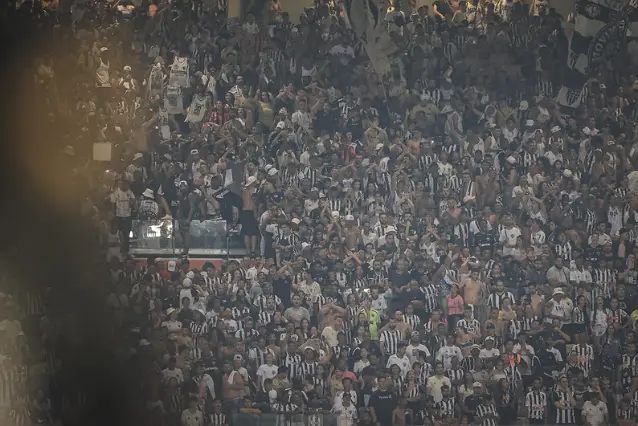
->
<box><xmin>8</xmin><ymin>0</ymin><xmax>638</xmax><ymax>425</ymax></box>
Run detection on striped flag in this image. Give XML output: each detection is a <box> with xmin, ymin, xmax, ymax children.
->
<box><xmin>342</xmin><ymin>0</ymin><xmax>402</xmax><ymax>74</ymax></box>
<box><xmin>557</xmin><ymin>0</ymin><xmax>638</xmax><ymax>108</ymax></box>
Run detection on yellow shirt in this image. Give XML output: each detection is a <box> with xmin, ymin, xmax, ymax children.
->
<box><xmin>360</xmin><ymin>308</ymin><xmax>381</xmax><ymax>340</ymax></box>
<box><xmin>272</xmin><ymin>377</ymin><xmax>290</xmax><ymax>392</ymax></box>
<box><xmin>259</xmin><ymin>101</ymin><xmax>274</xmax><ymax>128</ymax></box>
<box><xmin>330</xmin><ymin>378</ymin><xmax>344</xmax><ymax>397</ymax></box>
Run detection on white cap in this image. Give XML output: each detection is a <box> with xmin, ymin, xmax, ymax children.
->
<box><xmin>268</xmin><ymin>168</ymin><xmax>278</xmax><ymax>176</ymax></box>
<box><xmin>563</xmin><ymin>169</ymin><xmax>573</xmax><ymax>178</ymax></box>
<box><xmin>375</xmin><ymin>143</ymin><xmax>384</xmax><ymax>151</ymax></box>
<box><xmin>133</xmin><ymin>153</ymin><xmax>143</xmax><ymax>160</ymax></box>
<box><xmin>301</xmin><ymin>242</ymin><xmax>311</xmax><ymax>250</ymax></box>
<box><xmin>291</xmin><ymin>218</ymin><xmax>301</xmax><ymax>225</ymax></box>
<box><xmin>345</xmin><ymin>214</ymin><xmax>355</xmax><ymax>221</ymax></box>
<box><xmin>525</xmin><ymin>119</ymin><xmax>534</xmax><ymax>127</ymax></box>
<box><xmin>553</xmin><ymin>288</ymin><xmax>564</xmax><ymax>296</ymax></box>
<box><xmin>276</xmin><ymin>121</ymin><xmax>286</xmax><ymax>130</ymax></box>
<box><xmin>385</xmin><ymin>226</ymin><xmax>397</xmax><ymax>234</ymax></box>
<box><xmin>183</xmin><ymin>278</ymin><xmax>192</xmax><ymax>288</ymax></box>
<box><xmin>142</xmin><ymin>188</ymin><xmax>155</xmax><ymax>199</ymax></box>
<box><xmin>186</xmin><ymin>271</ymin><xmax>195</xmax><ymax>279</ymax></box>
<box><xmin>167</xmin><ymin>260</ymin><xmax>177</xmax><ymax>272</ymax></box>
<box><xmin>265</xmin><ymin>164</ymin><xmax>273</xmax><ymax>171</ymax></box>
<box><xmin>551</xmin><ymin>125</ymin><xmax>561</xmax><ymax>134</ymax></box>
<box><xmin>441</xmin><ymin>105</ymin><xmax>453</xmax><ymax>114</ymax></box>
<box><xmin>100</xmin><ymin>46</ymin><xmax>109</xmax><ymax>52</ymax></box>
<box><xmin>518</xmin><ymin>100</ymin><xmax>528</xmax><ymax>111</ymax></box>
<box><xmin>582</xmin><ymin>127</ymin><xmax>591</xmax><ymax>135</ymax></box>
<box><xmin>123</xmin><ymin>65</ymin><xmax>132</xmax><ymax>72</ymax></box>
<box><xmin>507</xmin><ymin>156</ymin><xmax>517</xmax><ymax>165</ymax></box>
<box><xmin>166</xmin><ymin>307</ymin><xmax>176</xmax><ymax>316</ymax></box>
<box><xmin>331</xmin><ymin>211</ymin><xmax>340</xmax><ymax>218</ymax></box>
<box><xmin>244</xmin><ymin>176</ymin><xmax>258</xmax><ymax>187</ymax></box>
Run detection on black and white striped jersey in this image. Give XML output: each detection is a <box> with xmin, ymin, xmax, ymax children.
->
<box><xmin>525</xmin><ymin>390</ymin><xmax>547</xmax><ymax>420</ymax></box>
<box><xmin>380</xmin><ymin>328</ymin><xmax>404</xmax><ymax>356</ymax></box>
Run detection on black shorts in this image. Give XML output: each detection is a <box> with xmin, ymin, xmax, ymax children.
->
<box><xmin>117</xmin><ymin>217</ymin><xmax>133</xmax><ymax>233</ymax></box>
<box><xmin>240</xmin><ymin>210</ymin><xmax>259</xmax><ymax>236</ymax></box>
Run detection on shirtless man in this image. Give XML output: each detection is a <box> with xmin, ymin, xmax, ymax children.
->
<box><xmin>343</xmin><ymin>214</ymin><xmax>360</xmax><ymax>251</ymax></box>
<box><xmin>460</xmin><ymin>269</ymin><xmax>487</xmax><ymax>323</ymax></box>
<box><xmin>406</xmin><ymin>129</ymin><xmax>423</xmax><ymax>156</ymax></box>
<box><xmin>241</xmin><ymin>176</ymin><xmax>260</xmax><ymax>253</ymax></box>
<box><xmin>392</xmin><ymin>396</ymin><xmax>412</xmax><ymax>426</ymax></box>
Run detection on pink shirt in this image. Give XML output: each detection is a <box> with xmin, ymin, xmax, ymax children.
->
<box><xmin>447</xmin><ymin>295</ymin><xmax>464</xmax><ymax>316</ymax></box>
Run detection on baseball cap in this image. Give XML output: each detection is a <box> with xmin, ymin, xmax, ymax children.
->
<box><xmin>167</xmin><ymin>260</ymin><xmax>177</xmax><ymax>272</ymax></box>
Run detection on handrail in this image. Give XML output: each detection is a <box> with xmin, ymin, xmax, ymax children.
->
<box><xmin>129</xmin><ymin>218</ymin><xmax>245</xmax><ymax>256</ymax></box>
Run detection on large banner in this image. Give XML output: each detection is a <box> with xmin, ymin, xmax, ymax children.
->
<box><xmin>342</xmin><ymin>0</ymin><xmax>401</xmax><ymax>74</ymax></box>
<box><xmin>557</xmin><ymin>0</ymin><xmax>638</xmax><ymax>108</ymax></box>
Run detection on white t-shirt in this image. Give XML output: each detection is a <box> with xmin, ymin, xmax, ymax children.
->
<box><xmin>353</xmin><ymin>360</ymin><xmax>370</xmax><ymax>376</ymax></box>
<box><xmin>256</xmin><ymin>363</ymin><xmax>278</xmax><ymax>382</ymax></box>
<box><xmin>161</xmin><ymin>320</ymin><xmax>182</xmax><ymax>333</ymax></box>
<box><xmin>332</xmin><ymin>403</ymin><xmax>358</xmax><ymax>426</ymax></box>
<box><xmin>479</xmin><ymin>348</ymin><xmax>500</xmax><ymax>359</ymax></box>
<box><xmin>162</xmin><ymin>367</ymin><xmax>184</xmax><ymax>384</ymax></box>
<box><xmin>243</xmin><ymin>22</ymin><xmax>259</xmax><ymax>35</ymax></box>
<box><xmin>292</xmin><ymin>110</ymin><xmax>312</xmax><ymax>130</ymax></box>
<box><xmin>438</xmin><ymin>161</ymin><xmax>454</xmax><ymax>178</ymax></box>
<box><xmin>181</xmin><ymin>409</ymin><xmax>204</xmax><ymax>426</ymax></box>
<box><xmin>371</xmin><ymin>297</ymin><xmax>387</xmax><ymax>314</ymax></box>
<box><xmin>499</xmin><ymin>226</ymin><xmax>522</xmax><ymax>255</ymax></box>
<box><xmin>386</xmin><ymin>354</ymin><xmax>411</xmax><ymax>377</ymax></box>
<box><xmin>436</xmin><ymin>345</ymin><xmax>462</xmax><ymax>369</ymax></box>
<box><xmin>179</xmin><ymin>289</ymin><xmax>194</xmax><ymax>307</ymax></box>
<box><xmin>329</xmin><ymin>44</ymin><xmax>355</xmax><ymax>65</ymax></box>
<box><xmin>110</xmin><ymin>188</ymin><xmax>135</xmax><ymax>217</ymax></box>
<box><xmin>406</xmin><ymin>343</ymin><xmax>431</xmax><ymax>366</ymax></box>
<box><xmin>582</xmin><ymin>401</ymin><xmax>607</xmax><ymax>426</ymax></box>
<box><xmin>427</xmin><ymin>375</ymin><xmax>452</xmax><ymax>403</ymax></box>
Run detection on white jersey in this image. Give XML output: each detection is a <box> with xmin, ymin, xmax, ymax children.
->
<box><xmin>545</xmin><ymin>299</ymin><xmax>567</xmax><ymax>324</ymax></box>
<box><xmin>148</xmin><ymin>64</ymin><xmax>165</xmax><ymax>99</ymax></box>
<box><xmin>169</xmin><ymin>56</ymin><xmax>189</xmax><ymax>88</ymax></box>
<box><xmin>164</xmin><ymin>85</ymin><xmax>185</xmax><ymax>115</ymax></box>
<box><xmin>185</xmin><ymin>94</ymin><xmax>208</xmax><ymax>124</ymax></box>
<box><xmin>96</xmin><ymin>59</ymin><xmax>111</xmax><ymax>88</ymax></box>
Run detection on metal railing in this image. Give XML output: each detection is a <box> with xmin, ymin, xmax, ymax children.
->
<box><xmin>228</xmin><ymin>413</ymin><xmax>552</xmax><ymax>426</ymax></box>
<box><xmin>231</xmin><ymin>412</ymin><xmax>339</xmax><ymax>426</ymax></box>
<box><xmin>129</xmin><ymin>219</ymin><xmax>246</xmax><ymax>256</ymax></box>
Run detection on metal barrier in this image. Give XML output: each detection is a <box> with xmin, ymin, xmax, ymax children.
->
<box><xmin>232</xmin><ymin>412</ymin><xmax>339</xmax><ymax>426</ymax></box>
<box><xmin>229</xmin><ymin>413</ymin><xmax>551</xmax><ymax>426</ymax></box>
<box><xmin>129</xmin><ymin>219</ymin><xmax>246</xmax><ymax>256</ymax></box>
